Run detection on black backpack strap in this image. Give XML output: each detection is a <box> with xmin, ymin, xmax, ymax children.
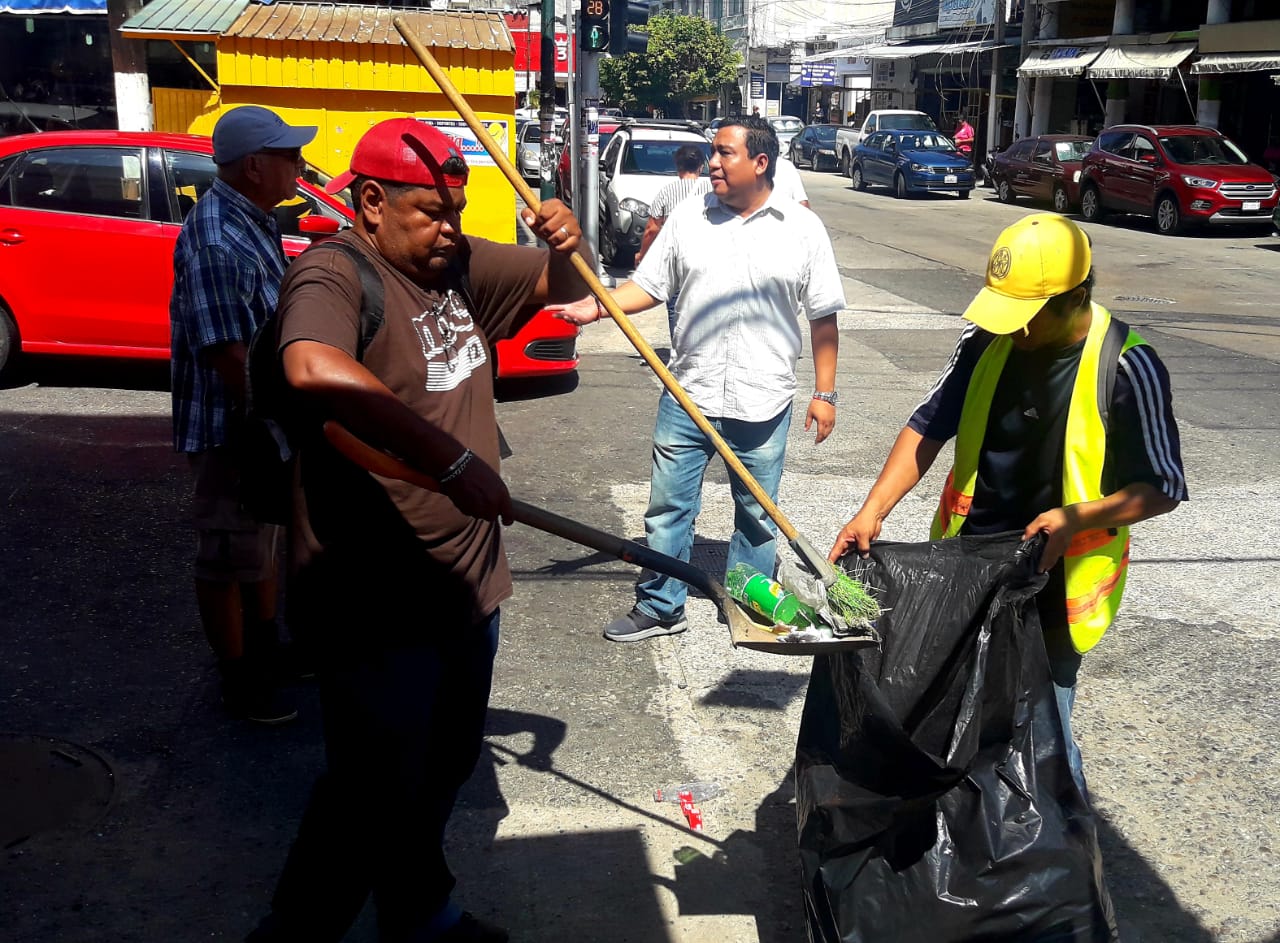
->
<box><xmin>305</xmin><ymin>239</ymin><xmax>386</xmax><ymax>361</ymax></box>
<box><xmin>1097</xmin><ymin>314</ymin><xmax>1129</xmax><ymax>432</ymax></box>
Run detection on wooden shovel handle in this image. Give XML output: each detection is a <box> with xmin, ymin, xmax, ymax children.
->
<box><xmin>391</xmin><ymin>14</ymin><xmax>801</xmax><ymax>546</ymax></box>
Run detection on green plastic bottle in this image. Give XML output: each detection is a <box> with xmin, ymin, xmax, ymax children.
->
<box><xmin>725</xmin><ymin>563</ymin><xmax>816</xmax><ymax>627</ymax></box>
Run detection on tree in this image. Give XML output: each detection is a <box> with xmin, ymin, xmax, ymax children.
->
<box><xmin>600</xmin><ymin>14</ymin><xmax>741</xmax><ymax>118</ymax></box>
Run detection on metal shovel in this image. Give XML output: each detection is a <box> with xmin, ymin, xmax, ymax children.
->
<box><xmin>322</xmin><ymin>423</ymin><xmax>869</xmax><ymax>655</ymax></box>
<box><xmin>391</xmin><ymin>16</ymin><xmax>842</xmax><ymax>590</ymax></box>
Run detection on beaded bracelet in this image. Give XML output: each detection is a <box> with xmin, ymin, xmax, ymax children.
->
<box><xmin>438</xmin><ymin>448</ymin><xmax>474</xmax><ymax>484</ymax></box>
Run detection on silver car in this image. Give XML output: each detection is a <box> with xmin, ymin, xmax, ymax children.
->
<box><xmin>515</xmin><ymin>120</ymin><xmax>560</xmax><ymax>182</ymax></box>
<box><xmin>768</xmin><ymin>115</ymin><xmax>805</xmax><ymax>152</ymax></box>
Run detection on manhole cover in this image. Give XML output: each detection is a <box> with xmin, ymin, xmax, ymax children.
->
<box><xmin>1113</xmin><ymin>295</ymin><xmax>1176</xmax><ymax>305</ymax></box>
<box><xmin>0</xmin><ymin>734</ymin><xmax>115</xmax><ymax>848</ymax></box>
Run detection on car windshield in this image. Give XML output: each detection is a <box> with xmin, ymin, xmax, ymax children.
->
<box><xmin>1158</xmin><ymin>133</ymin><xmax>1249</xmax><ymax>165</ymax></box>
<box><xmin>813</xmin><ymin>126</ymin><xmax>838</xmax><ymax>143</ymax></box>
<box><xmin>1054</xmin><ymin>140</ymin><xmax>1092</xmax><ymax>161</ymax></box>
<box><xmin>881</xmin><ymin>114</ymin><xmax>936</xmax><ymax>131</ymax></box>
<box><xmin>622</xmin><ymin>139</ymin><xmax>713</xmax><ymax>174</ymax></box>
<box><xmin>770</xmin><ymin>118</ymin><xmax>803</xmax><ymax>132</ymax></box>
<box><xmin>897</xmin><ymin>133</ymin><xmax>955</xmax><ymax>151</ymax></box>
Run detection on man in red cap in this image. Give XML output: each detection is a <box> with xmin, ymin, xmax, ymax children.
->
<box><xmin>246</xmin><ymin>118</ymin><xmax>592</xmax><ymax>943</ymax></box>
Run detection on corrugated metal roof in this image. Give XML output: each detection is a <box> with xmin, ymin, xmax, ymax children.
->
<box><xmin>120</xmin><ymin>0</ymin><xmax>250</xmax><ymax>39</ymax></box>
<box><xmin>223</xmin><ymin>4</ymin><xmax>513</xmax><ymax>51</ymax></box>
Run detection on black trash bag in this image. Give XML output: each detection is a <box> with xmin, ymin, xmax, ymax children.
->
<box><xmin>797</xmin><ymin>531</ymin><xmax>1117</xmax><ymax>943</ymax></box>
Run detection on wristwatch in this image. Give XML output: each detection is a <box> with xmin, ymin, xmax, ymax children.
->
<box><xmin>812</xmin><ymin>390</ymin><xmax>838</xmax><ymax>406</ymax></box>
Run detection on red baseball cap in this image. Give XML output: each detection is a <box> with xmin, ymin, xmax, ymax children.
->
<box><xmin>326</xmin><ymin>118</ymin><xmax>469</xmax><ymax>194</ymax></box>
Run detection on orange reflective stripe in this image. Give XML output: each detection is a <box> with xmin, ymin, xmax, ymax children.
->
<box><xmin>1066</xmin><ymin>528</ymin><xmax>1115</xmax><ymax>557</ymax></box>
<box><xmin>1065</xmin><ymin>548</ymin><xmax>1130</xmax><ymax>620</ymax></box>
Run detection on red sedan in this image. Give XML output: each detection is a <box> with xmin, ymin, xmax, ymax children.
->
<box><xmin>0</xmin><ymin>130</ymin><xmax>577</xmax><ymax>380</ymax></box>
<box><xmin>990</xmin><ymin>134</ymin><xmax>1093</xmax><ymax>213</ymax></box>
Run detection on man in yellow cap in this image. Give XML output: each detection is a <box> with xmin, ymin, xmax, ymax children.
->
<box><xmin>828</xmin><ymin>213</ymin><xmax>1186</xmax><ymax>793</ymax></box>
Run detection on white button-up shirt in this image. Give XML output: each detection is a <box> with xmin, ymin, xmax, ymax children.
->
<box><xmin>632</xmin><ymin>189</ymin><xmax>846</xmax><ymax>422</ymax></box>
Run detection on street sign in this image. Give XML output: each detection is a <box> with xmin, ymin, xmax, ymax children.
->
<box><xmin>799</xmin><ymin>63</ymin><xmax>836</xmax><ymax>87</ymax></box>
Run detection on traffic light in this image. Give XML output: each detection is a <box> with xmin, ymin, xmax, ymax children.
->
<box><xmin>609</xmin><ymin>0</ymin><xmax>649</xmax><ymax>56</ymax></box>
<box><xmin>580</xmin><ymin>0</ymin><xmax>609</xmax><ymax>52</ymax></box>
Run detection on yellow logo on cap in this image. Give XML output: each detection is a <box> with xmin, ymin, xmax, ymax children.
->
<box><xmin>989</xmin><ymin>246</ymin><xmax>1012</xmax><ymax>281</ymax></box>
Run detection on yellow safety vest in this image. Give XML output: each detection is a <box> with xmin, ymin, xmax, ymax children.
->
<box><xmin>929</xmin><ymin>304</ymin><xmax>1146</xmax><ymax>653</ymax></box>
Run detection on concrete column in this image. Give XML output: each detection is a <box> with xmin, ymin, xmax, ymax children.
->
<box><xmin>1029</xmin><ymin>0</ymin><xmax>1056</xmax><ymax>136</ymax></box>
<box><xmin>108</xmin><ymin>0</ymin><xmax>151</xmax><ymax>131</ymax></box>
<box><xmin>1104</xmin><ymin>0</ymin><xmax>1135</xmax><ymax>125</ymax></box>
<box><xmin>1196</xmin><ymin>0</ymin><xmax>1231</xmax><ymax>127</ymax></box>
<box><xmin>1013</xmin><ymin>0</ymin><xmax>1038</xmax><ymax>138</ymax></box>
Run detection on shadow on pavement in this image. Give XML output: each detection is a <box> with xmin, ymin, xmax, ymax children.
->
<box><xmin>0</xmin><ymin>356</ymin><xmax>171</xmax><ymax>392</ymax></box>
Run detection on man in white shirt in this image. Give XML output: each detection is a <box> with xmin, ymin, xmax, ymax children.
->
<box><xmin>551</xmin><ymin>116</ymin><xmax>845</xmax><ymax>642</ymax></box>
<box><xmin>772</xmin><ymin>152</ymin><xmax>810</xmax><ymax>207</ymax></box>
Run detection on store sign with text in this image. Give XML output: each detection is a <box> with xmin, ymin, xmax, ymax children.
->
<box><xmin>938</xmin><ymin>0</ymin><xmax>995</xmax><ymax>28</ymax></box>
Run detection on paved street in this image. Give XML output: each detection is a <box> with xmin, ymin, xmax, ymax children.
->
<box><xmin>3</xmin><ymin>169</ymin><xmax>1279</xmax><ymax>942</ymax></box>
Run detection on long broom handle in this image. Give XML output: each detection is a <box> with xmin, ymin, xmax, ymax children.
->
<box><xmin>392</xmin><ymin>15</ymin><xmax>803</xmax><ymax>548</ymax></box>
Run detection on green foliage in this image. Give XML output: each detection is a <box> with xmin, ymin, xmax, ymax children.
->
<box><xmin>599</xmin><ymin>14</ymin><xmax>741</xmax><ymax>117</ymax></box>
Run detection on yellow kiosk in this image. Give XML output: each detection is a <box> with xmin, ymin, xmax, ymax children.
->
<box><xmin>121</xmin><ymin>2</ymin><xmax>516</xmax><ymax>242</ymax></box>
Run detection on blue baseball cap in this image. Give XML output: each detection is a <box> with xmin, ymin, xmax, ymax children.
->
<box><xmin>212</xmin><ymin>106</ymin><xmax>317</xmax><ymax>165</ymax></box>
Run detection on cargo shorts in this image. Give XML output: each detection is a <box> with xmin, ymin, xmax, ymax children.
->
<box><xmin>187</xmin><ymin>448</ymin><xmax>280</xmax><ymax>583</ymax></box>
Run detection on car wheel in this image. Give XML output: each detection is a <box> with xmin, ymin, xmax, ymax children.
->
<box><xmin>958</xmin><ymin>189</ymin><xmax>971</xmax><ymax>200</ymax></box>
<box><xmin>0</xmin><ymin>303</ymin><xmax>18</xmax><ymax>382</ymax></box>
<box><xmin>1080</xmin><ymin>184</ymin><xmax>1106</xmax><ymax>223</ymax></box>
<box><xmin>841</xmin><ymin>151</ymin><xmax>852</xmax><ymax>177</ymax></box>
<box><xmin>997</xmin><ymin>178</ymin><xmax>1015</xmax><ymax>204</ymax></box>
<box><xmin>600</xmin><ymin>215</ymin><xmax>616</xmax><ymax>266</ymax></box>
<box><xmin>850</xmin><ymin>165</ymin><xmax>867</xmax><ymax>191</ymax></box>
<box><xmin>894</xmin><ymin>173</ymin><xmax>909</xmax><ymax>199</ymax></box>
<box><xmin>790</xmin><ymin>145</ymin><xmax>802</xmax><ymax>167</ymax></box>
<box><xmin>1155</xmin><ymin>193</ymin><xmax>1183</xmax><ymax>235</ymax></box>
<box><xmin>1052</xmin><ymin>185</ymin><xmax>1070</xmax><ymax>214</ymax></box>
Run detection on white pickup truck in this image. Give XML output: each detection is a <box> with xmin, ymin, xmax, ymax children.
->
<box><xmin>835</xmin><ymin>110</ymin><xmax>938</xmax><ymax>177</ymax></box>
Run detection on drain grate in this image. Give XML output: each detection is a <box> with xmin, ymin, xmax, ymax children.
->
<box><xmin>1113</xmin><ymin>295</ymin><xmax>1176</xmax><ymax>305</ymax></box>
<box><xmin>0</xmin><ymin>734</ymin><xmax>115</xmax><ymax>848</ymax></box>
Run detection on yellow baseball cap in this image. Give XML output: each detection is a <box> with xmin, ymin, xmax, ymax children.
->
<box><xmin>961</xmin><ymin>213</ymin><xmax>1092</xmax><ymax>334</ymax></box>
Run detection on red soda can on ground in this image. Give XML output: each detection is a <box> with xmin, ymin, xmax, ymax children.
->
<box><xmin>677</xmin><ymin>790</ymin><xmax>704</xmax><ymax>831</ymax></box>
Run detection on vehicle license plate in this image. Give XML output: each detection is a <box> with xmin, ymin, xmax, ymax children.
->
<box><xmin>944</xmin><ymin>174</ymin><xmax>958</xmax><ymax>184</ymax></box>
<box><xmin>1243</xmin><ymin>200</ymin><xmax>1261</xmax><ymax>212</ymax></box>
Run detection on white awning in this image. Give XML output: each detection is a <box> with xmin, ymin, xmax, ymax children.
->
<box><xmin>1191</xmin><ymin>52</ymin><xmax>1280</xmax><ymax>74</ymax></box>
<box><xmin>1017</xmin><ymin>45</ymin><xmax>1103</xmax><ymax>77</ymax></box>
<box><xmin>858</xmin><ymin>38</ymin><xmax>1007</xmax><ymax>60</ymax></box>
<box><xmin>1087</xmin><ymin>43</ymin><xmax>1197</xmax><ymax>80</ymax></box>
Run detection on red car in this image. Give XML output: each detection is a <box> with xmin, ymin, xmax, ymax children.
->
<box><xmin>0</xmin><ymin>130</ymin><xmax>576</xmax><ymax>380</ymax></box>
<box><xmin>990</xmin><ymin>134</ymin><xmax>1093</xmax><ymax>212</ymax></box>
<box><xmin>1079</xmin><ymin>124</ymin><xmax>1279</xmax><ymax>235</ymax></box>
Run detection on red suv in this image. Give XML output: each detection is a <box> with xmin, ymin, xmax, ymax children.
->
<box><xmin>1079</xmin><ymin>124</ymin><xmax>1278</xmax><ymax>235</ymax></box>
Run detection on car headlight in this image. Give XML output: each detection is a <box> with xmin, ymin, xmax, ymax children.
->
<box><xmin>819</xmin><ymin>148</ymin><xmax>835</xmax><ymax>155</ymax></box>
<box><xmin>620</xmin><ymin>198</ymin><xmax>649</xmax><ymax>217</ymax></box>
<box><xmin>1181</xmin><ymin>175</ymin><xmax>1219</xmax><ymax>189</ymax></box>
<box><xmin>910</xmin><ymin>162</ymin><xmax>926</xmax><ymax>172</ymax></box>
<box><xmin>1073</xmin><ymin>170</ymin><xmax>1082</xmax><ymax>183</ymax></box>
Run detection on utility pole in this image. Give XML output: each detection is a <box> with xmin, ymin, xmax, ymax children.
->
<box><xmin>576</xmin><ymin>0</ymin><xmax>608</xmax><ymax>269</ymax></box>
<box><xmin>539</xmin><ymin>0</ymin><xmax>557</xmax><ymax>202</ymax></box>
<box><xmin>1012</xmin><ymin>0</ymin><xmax>1037</xmax><ymax>139</ymax></box>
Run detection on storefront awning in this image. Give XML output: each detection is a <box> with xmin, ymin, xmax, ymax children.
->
<box><xmin>1017</xmin><ymin>45</ymin><xmax>1103</xmax><ymax>78</ymax></box>
<box><xmin>120</xmin><ymin>0</ymin><xmax>249</xmax><ymax>40</ymax></box>
<box><xmin>0</xmin><ymin>0</ymin><xmax>104</xmax><ymax>12</ymax></box>
<box><xmin>1086</xmin><ymin>43</ymin><xmax>1196</xmax><ymax>80</ymax></box>
<box><xmin>856</xmin><ymin>38</ymin><xmax>1009</xmax><ymax>60</ymax></box>
<box><xmin>1191</xmin><ymin>52</ymin><xmax>1280</xmax><ymax>74</ymax></box>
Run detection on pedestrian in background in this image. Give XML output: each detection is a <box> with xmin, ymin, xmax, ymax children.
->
<box><xmin>829</xmin><ymin>213</ymin><xmax>1186</xmax><ymax>795</ymax></box>
<box><xmin>245</xmin><ymin>118</ymin><xmax>594</xmax><ymax>943</ymax></box>
<box><xmin>169</xmin><ymin>105</ymin><xmax>316</xmax><ymax>724</ymax></box>
<box><xmin>635</xmin><ymin>143</ymin><xmax>711</xmax><ymax>337</ymax></box>
<box><xmin>551</xmin><ymin>115</ymin><xmax>845</xmax><ymax>643</ymax></box>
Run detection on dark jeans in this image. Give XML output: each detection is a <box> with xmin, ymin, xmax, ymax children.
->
<box><xmin>256</xmin><ymin>611</ymin><xmax>500</xmax><ymax>942</ymax></box>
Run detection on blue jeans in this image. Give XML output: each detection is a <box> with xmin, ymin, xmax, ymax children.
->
<box><xmin>1053</xmin><ymin>679</ymin><xmax>1088</xmax><ymax>798</ymax></box>
<box><xmin>636</xmin><ymin>393</ymin><xmax>792</xmax><ymax>622</ymax></box>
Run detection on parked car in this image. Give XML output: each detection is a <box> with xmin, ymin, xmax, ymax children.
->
<box><xmin>836</xmin><ymin>110</ymin><xmax>937</xmax><ymax>176</ymax></box>
<box><xmin>990</xmin><ymin>134</ymin><xmax>1093</xmax><ymax>212</ymax></box>
<box><xmin>767</xmin><ymin>115</ymin><xmax>805</xmax><ymax>152</ymax></box>
<box><xmin>0</xmin><ymin>130</ymin><xmax>577</xmax><ymax>380</ymax></box>
<box><xmin>789</xmin><ymin>124</ymin><xmax>841</xmax><ymax>171</ymax></box>
<box><xmin>516</xmin><ymin>119</ymin><xmax>561</xmax><ymax>183</ymax></box>
<box><xmin>850</xmin><ymin>129</ymin><xmax>974</xmax><ymax>199</ymax></box>
<box><xmin>1078</xmin><ymin>124</ymin><xmax>1279</xmax><ymax>235</ymax></box>
<box><xmin>555</xmin><ymin>120</ymin><xmax>621</xmax><ymax>206</ymax></box>
<box><xmin>597</xmin><ymin>119</ymin><xmax>712</xmax><ymax>266</ymax></box>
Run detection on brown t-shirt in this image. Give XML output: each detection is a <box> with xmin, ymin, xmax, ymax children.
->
<box><xmin>276</xmin><ymin>230</ymin><xmax>546</xmax><ymax>631</ymax></box>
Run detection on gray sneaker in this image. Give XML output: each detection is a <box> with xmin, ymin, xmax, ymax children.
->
<box><xmin>603</xmin><ymin>607</ymin><xmax>688</xmax><ymax>643</ymax></box>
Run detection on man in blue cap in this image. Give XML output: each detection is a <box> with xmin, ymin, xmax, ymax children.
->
<box><xmin>170</xmin><ymin>105</ymin><xmax>317</xmax><ymax>724</ymax></box>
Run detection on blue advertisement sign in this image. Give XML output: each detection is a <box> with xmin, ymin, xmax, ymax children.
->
<box><xmin>799</xmin><ymin>63</ymin><xmax>837</xmax><ymax>87</ymax></box>
<box><xmin>749</xmin><ymin>72</ymin><xmax>765</xmax><ymax>98</ymax></box>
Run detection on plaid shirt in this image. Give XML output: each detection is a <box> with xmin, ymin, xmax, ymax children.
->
<box><xmin>170</xmin><ymin>178</ymin><xmax>288</xmax><ymax>453</ymax></box>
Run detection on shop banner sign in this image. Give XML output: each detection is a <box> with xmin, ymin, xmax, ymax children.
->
<box><xmin>420</xmin><ymin>118</ymin><xmax>507</xmax><ymax>168</ymax></box>
<box><xmin>800</xmin><ymin>63</ymin><xmax>837</xmax><ymax>87</ymax></box>
<box><xmin>893</xmin><ymin>0</ymin><xmax>940</xmax><ymax>28</ymax></box>
<box><xmin>939</xmin><ymin>0</ymin><xmax>996</xmax><ymax>28</ymax></box>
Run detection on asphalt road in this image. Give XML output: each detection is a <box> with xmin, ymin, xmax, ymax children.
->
<box><xmin>2</xmin><ymin>171</ymin><xmax>1278</xmax><ymax>942</ymax></box>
